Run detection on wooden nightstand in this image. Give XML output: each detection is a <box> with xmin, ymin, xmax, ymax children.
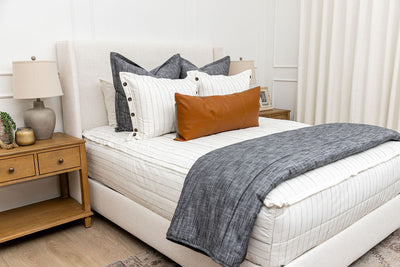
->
<box><xmin>259</xmin><ymin>108</ymin><xmax>291</xmax><ymax>120</ymax></box>
<box><xmin>0</xmin><ymin>132</ymin><xmax>93</xmax><ymax>243</ymax></box>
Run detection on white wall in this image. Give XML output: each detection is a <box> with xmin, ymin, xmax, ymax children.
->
<box><xmin>0</xmin><ymin>0</ymin><xmax>72</xmax><ymax>211</ymax></box>
<box><xmin>0</xmin><ymin>0</ymin><xmax>300</xmax><ymax>211</ymax></box>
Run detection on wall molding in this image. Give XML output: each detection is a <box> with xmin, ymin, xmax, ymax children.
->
<box><xmin>272</xmin><ymin>79</ymin><xmax>298</xmax><ymax>106</ymax></box>
<box><xmin>272</xmin><ymin>0</ymin><xmax>298</xmax><ymax>69</ymax></box>
<box><xmin>273</xmin><ymin>65</ymin><xmax>298</xmax><ymax>69</ymax></box>
<box><xmin>273</xmin><ymin>78</ymin><xmax>298</xmax><ymax>82</ymax></box>
<box><xmin>0</xmin><ymin>73</ymin><xmax>13</xmax><ymax>98</ymax></box>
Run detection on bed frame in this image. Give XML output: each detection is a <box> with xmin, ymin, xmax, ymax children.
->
<box><xmin>56</xmin><ymin>40</ymin><xmax>400</xmax><ymax>267</ymax></box>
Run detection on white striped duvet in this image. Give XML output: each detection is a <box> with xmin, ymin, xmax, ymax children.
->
<box><xmin>83</xmin><ymin>118</ymin><xmax>400</xmax><ymax>267</ymax></box>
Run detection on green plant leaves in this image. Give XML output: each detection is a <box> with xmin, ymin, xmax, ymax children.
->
<box><xmin>0</xmin><ymin>111</ymin><xmax>16</xmax><ymax>143</ymax></box>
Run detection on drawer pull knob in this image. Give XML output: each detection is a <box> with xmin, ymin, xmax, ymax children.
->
<box><xmin>9</xmin><ymin>167</ymin><xmax>14</xmax><ymax>173</ymax></box>
<box><xmin>58</xmin><ymin>158</ymin><xmax>64</xmax><ymax>164</ymax></box>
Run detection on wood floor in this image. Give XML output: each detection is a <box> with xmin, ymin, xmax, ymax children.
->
<box><xmin>0</xmin><ymin>214</ymin><xmax>152</xmax><ymax>267</ymax></box>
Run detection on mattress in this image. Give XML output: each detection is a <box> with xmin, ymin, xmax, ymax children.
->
<box><xmin>83</xmin><ymin>118</ymin><xmax>400</xmax><ymax>267</ymax></box>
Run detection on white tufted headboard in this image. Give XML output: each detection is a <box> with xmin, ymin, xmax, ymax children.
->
<box><xmin>56</xmin><ymin>40</ymin><xmax>224</xmax><ymax>138</ymax></box>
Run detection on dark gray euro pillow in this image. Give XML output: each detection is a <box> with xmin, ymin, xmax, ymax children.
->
<box><xmin>110</xmin><ymin>52</ymin><xmax>182</xmax><ymax>132</ymax></box>
<box><xmin>179</xmin><ymin>56</ymin><xmax>230</xmax><ymax>79</ymax></box>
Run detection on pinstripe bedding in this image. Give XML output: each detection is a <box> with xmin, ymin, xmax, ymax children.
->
<box><xmin>83</xmin><ymin>118</ymin><xmax>400</xmax><ymax>267</ymax></box>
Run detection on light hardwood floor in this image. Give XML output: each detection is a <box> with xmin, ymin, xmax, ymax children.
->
<box><xmin>0</xmin><ymin>214</ymin><xmax>152</xmax><ymax>267</ymax></box>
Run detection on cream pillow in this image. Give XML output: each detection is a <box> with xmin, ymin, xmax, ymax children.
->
<box><xmin>99</xmin><ymin>79</ymin><xmax>117</xmax><ymax>127</ymax></box>
<box><xmin>186</xmin><ymin>69</ymin><xmax>251</xmax><ymax>96</ymax></box>
<box><xmin>119</xmin><ymin>72</ymin><xmax>198</xmax><ymax>140</ymax></box>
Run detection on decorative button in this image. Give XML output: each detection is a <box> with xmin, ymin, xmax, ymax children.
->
<box><xmin>133</xmin><ymin>133</ymin><xmax>137</xmax><ymax>137</ymax></box>
<box><xmin>131</xmin><ymin>113</ymin><xmax>135</xmax><ymax>117</ymax></box>
<box><xmin>128</xmin><ymin>97</ymin><xmax>132</xmax><ymax>101</ymax></box>
<box><xmin>123</xmin><ymin>82</ymin><xmax>127</xmax><ymax>86</ymax></box>
<box><xmin>195</xmin><ymin>77</ymin><xmax>199</xmax><ymax>81</ymax></box>
<box><xmin>9</xmin><ymin>167</ymin><xmax>14</xmax><ymax>173</ymax></box>
<box><xmin>134</xmin><ymin>128</ymin><xmax>138</xmax><ymax>132</ymax></box>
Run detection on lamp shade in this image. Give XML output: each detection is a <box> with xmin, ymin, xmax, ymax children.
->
<box><xmin>12</xmin><ymin>60</ymin><xmax>63</xmax><ymax>99</ymax></box>
<box><xmin>229</xmin><ymin>60</ymin><xmax>256</xmax><ymax>85</ymax></box>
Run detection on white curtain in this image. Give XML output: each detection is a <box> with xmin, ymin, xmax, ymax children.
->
<box><xmin>297</xmin><ymin>0</ymin><xmax>400</xmax><ymax>131</ymax></box>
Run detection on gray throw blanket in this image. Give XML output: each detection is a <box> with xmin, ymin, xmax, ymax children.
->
<box><xmin>167</xmin><ymin>123</ymin><xmax>400</xmax><ymax>267</ymax></box>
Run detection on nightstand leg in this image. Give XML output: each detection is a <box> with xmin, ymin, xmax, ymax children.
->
<box><xmin>59</xmin><ymin>173</ymin><xmax>69</xmax><ymax>198</ymax></box>
<box><xmin>84</xmin><ymin>216</ymin><xmax>92</xmax><ymax>228</ymax></box>
<box><xmin>79</xmin><ymin>167</ymin><xmax>91</xmax><ymax>212</ymax></box>
<box><xmin>79</xmin><ymin>143</ymin><xmax>92</xmax><ymax>222</ymax></box>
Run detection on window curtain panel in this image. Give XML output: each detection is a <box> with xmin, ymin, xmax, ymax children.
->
<box><xmin>297</xmin><ymin>0</ymin><xmax>400</xmax><ymax>131</ymax></box>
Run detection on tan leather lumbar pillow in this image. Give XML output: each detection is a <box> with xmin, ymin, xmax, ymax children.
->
<box><xmin>175</xmin><ymin>86</ymin><xmax>260</xmax><ymax>141</ymax></box>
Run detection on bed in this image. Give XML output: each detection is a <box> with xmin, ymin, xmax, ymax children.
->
<box><xmin>56</xmin><ymin>40</ymin><xmax>400</xmax><ymax>267</ymax></box>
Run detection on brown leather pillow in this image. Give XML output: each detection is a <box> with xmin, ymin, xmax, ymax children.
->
<box><xmin>175</xmin><ymin>87</ymin><xmax>260</xmax><ymax>141</ymax></box>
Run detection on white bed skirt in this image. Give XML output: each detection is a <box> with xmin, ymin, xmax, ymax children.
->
<box><xmin>88</xmin><ymin>178</ymin><xmax>400</xmax><ymax>267</ymax></box>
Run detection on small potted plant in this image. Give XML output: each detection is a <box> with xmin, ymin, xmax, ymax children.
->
<box><xmin>0</xmin><ymin>111</ymin><xmax>18</xmax><ymax>149</ymax></box>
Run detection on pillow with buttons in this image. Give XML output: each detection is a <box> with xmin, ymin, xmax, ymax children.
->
<box><xmin>186</xmin><ymin>69</ymin><xmax>251</xmax><ymax>97</ymax></box>
<box><xmin>179</xmin><ymin>56</ymin><xmax>230</xmax><ymax>79</ymax></box>
<box><xmin>119</xmin><ymin>72</ymin><xmax>197</xmax><ymax>140</ymax></box>
<box><xmin>110</xmin><ymin>52</ymin><xmax>182</xmax><ymax>132</ymax></box>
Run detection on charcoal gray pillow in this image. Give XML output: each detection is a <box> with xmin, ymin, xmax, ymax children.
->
<box><xmin>179</xmin><ymin>56</ymin><xmax>230</xmax><ymax>79</ymax></box>
<box><xmin>110</xmin><ymin>52</ymin><xmax>182</xmax><ymax>132</ymax></box>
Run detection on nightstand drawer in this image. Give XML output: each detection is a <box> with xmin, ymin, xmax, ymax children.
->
<box><xmin>268</xmin><ymin>114</ymin><xmax>289</xmax><ymax>120</ymax></box>
<box><xmin>259</xmin><ymin>108</ymin><xmax>290</xmax><ymax>120</ymax></box>
<box><xmin>0</xmin><ymin>155</ymin><xmax>36</xmax><ymax>183</ymax></box>
<box><xmin>38</xmin><ymin>146</ymin><xmax>81</xmax><ymax>175</ymax></box>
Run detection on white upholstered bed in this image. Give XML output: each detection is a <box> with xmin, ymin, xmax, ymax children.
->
<box><xmin>56</xmin><ymin>40</ymin><xmax>400</xmax><ymax>267</ymax></box>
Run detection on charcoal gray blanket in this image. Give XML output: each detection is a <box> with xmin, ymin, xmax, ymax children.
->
<box><xmin>166</xmin><ymin>123</ymin><xmax>400</xmax><ymax>267</ymax></box>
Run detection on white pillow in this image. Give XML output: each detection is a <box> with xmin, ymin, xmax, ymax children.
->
<box><xmin>99</xmin><ymin>79</ymin><xmax>117</xmax><ymax>127</ymax></box>
<box><xmin>119</xmin><ymin>72</ymin><xmax>198</xmax><ymax>140</ymax></box>
<box><xmin>186</xmin><ymin>69</ymin><xmax>251</xmax><ymax>96</ymax></box>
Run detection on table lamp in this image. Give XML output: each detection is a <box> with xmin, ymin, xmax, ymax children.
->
<box><xmin>229</xmin><ymin>58</ymin><xmax>257</xmax><ymax>86</ymax></box>
<box><xmin>12</xmin><ymin>57</ymin><xmax>63</xmax><ymax>140</ymax></box>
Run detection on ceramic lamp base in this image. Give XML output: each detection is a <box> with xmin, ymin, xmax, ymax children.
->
<box><xmin>24</xmin><ymin>99</ymin><xmax>55</xmax><ymax>140</ymax></box>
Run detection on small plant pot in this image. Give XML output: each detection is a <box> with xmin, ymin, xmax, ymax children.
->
<box><xmin>0</xmin><ymin>121</ymin><xmax>11</xmax><ymax>145</ymax></box>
